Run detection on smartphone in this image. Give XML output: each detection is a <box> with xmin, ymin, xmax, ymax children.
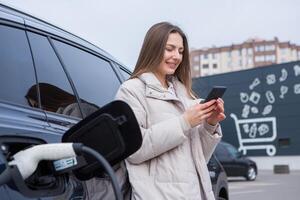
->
<box><xmin>201</xmin><ymin>86</ymin><xmax>227</xmax><ymax>103</ymax></box>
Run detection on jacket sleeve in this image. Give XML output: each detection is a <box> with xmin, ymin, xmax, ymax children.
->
<box><xmin>198</xmin><ymin>122</ymin><xmax>222</xmax><ymax>163</ymax></box>
<box><xmin>115</xmin><ymin>84</ymin><xmax>191</xmax><ymax>164</ymax></box>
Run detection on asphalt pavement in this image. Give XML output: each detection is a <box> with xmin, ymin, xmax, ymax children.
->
<box><xmin>228</xmin><ymin>170</ymin><xmax>300</xmax><ymax>200</ymax></box>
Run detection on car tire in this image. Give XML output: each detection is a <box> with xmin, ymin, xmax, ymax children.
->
<box><xmin>245</xmin><ymin>166</ymin><xmax>257</xmax><ymax>181</ymax></box>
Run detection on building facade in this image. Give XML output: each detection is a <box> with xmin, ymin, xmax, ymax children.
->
<box><xmin>192</xmin><ymin>61</ymin><xmax>300</xmax><ymax>170</ymax></box>
<box><xmin>190</xmin><ymin>37</ymin><xmax>300</xmax><ymax>77</ymax></box>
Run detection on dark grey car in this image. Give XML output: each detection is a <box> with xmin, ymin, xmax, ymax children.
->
<box><xmin>215</xmin><ymin>141</ymin><xmax>257</xmax><ymax>181</ymax></box>
<box><xmin>208</xmin><ymin>154</ymin><xmax>229</xmax><ymax>200</ymax></box>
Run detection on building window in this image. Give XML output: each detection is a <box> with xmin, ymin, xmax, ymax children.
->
<box><xmin>212</xmin><ymin>53</ymin><xmax>216</xmax><ymax>59</ymax></box>
<box><xmin>280</xmin><ymin>48</ymin><xmax>288</xmax><ymax>55</ymax></box>
<box><xmin>265</xmin><ymin>45</ymin><xmax>275</xmax><ymax>51</ymax></box>
<box><xmin>203</xmin><ymin>54</ymin><xmax>208</xmax><ymax>59</ymax></box>
<box><xmin>227</xmin><ymin>61</ymin><xmax>232</xmax><ymax>67</ymax></box>
<box><xmin>239</xmin><ymin>49</ymin><xmax>242</xmax><ymax>56</ymax></box>
<box><xmin>247</xmin><ymin>48</ymin><xmax>253</xmax><ymax>55</ymax></box>
<box><xmin>242</xmin><ymin>48</ymin><xmax>246</xmax><ymax>55</ymax></box>
<box><xmin>265</xmin><ymin>55</ymin><xmax>276</xmax><ymax>62</ymax></box>
<box><xmin>255</xmin><ymin>45</ymin><xmax>265</xmax><ymax>52</ymax></box>
<box><xmin>227</xmin><ymin>51</ymin><xmax>231</xmax><ymax>57</ymax></box>
<box><xmin>239</xmin><ymin>59</ymin><xmax>243</xmax><ymax>66</ymax></box>
<box><xmin>212</xmin><ymin>63</ymin><xmax>218</xmax><ymax>69</ymax></box>
<box><xmin>193</xmin><ymin>65</ymin><xmax>199</xmax><ymax>71</ymax></box>
<box><xmin>255</xmin><ymin>56</ymin><xmax>265</xmax><ymax>62</ymax></box>
<box><xmin>248</xmin><ymin>58</ymin><xmax>253</xmax><ymax>65</ymax></box>
<box><xmin>202</xmin><ymin>64</ymin><xmax>209</xmax><ymax>69</ymax></box>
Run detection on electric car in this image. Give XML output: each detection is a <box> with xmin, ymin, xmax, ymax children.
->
<box><xmin>0</xmin><ymin>3</ymin><xmax>228</xmax><ymax>199</ymax></box>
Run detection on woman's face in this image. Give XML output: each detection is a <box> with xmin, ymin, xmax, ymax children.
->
<box><xmin>156</xmin><ymin>32</ymin><xmax>184</xmax><ymax>77</ymax></box>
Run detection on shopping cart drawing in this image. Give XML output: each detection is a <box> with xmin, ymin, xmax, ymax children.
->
<box><xmin>230</xmin><ymin>113</ymin><xmax>277</xmax><ymax>156</ymax></box>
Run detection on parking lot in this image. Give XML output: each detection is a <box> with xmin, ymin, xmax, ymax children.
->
<box><xmin>229</xmin><ymin>170</ymin><xmax>300</xmax><ymax>200</ymax></box>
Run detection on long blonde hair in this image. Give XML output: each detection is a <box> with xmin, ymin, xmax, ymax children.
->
<box><xmin>131</xmin><ymin>22</ymin><xmax>194</xmax><ymax>98</ymax></box>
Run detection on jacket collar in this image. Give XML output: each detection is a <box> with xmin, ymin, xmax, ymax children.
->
<box><xmin>139</xmin><ymin>72</ymin><xmax>179</xmax><ymax>101</ymax></box>
<box><xmin>139</xmin><ymin>72</ymin><xmax>169</xmax><ymax>90</ymax></box>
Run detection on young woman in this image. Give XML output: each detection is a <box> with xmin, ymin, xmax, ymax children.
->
<box><xmin>116</xmin><ymin>22</ymin><xmax>225</xmax><ymax>200</ymax></box>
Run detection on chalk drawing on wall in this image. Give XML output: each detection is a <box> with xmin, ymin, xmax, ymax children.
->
<box><xmin>294</xmin><ymin>65</ymin><xmax>300</xmax><ymax>76</ymax></box>
<box><xmin>258</xmin><ymin>124</ymin><xmax>269</xmax><ymax>136</ymax></box>
<box><xmin>265</xmin><ymin>90</ymin><xmax>275</xmax><ymax>104</ymax></box>
<box><xmin>251</xmin><ymin>106</ymin><xmax>259</xmax><ymax>114</ymax></box>
<box><xmin>266</xmin><ymin>74</ymin><xmax>276</xmax><ymax>85</ymax></box>
<box><xmin>240</xmin><ymin>92</ymin><xmax>249</xmax><ymax>103</ymax></box>
<box><xmin>249</xmin><ymin>78</ymin><xmax>260</xmax><ymax>90</ymax></box>
<box><xmin>280</xmin><ymin>85</ymin><xmax>288</xmax><ymax>99</ymax></box>
<box><xmin>242</xmin><ymin>104</ymin><xmax>250</xmax><ymax>118</ymax></box>
<box><xmin>230</xmin><ymin>113</ymin><xmax>277</xmax><ymax>156</ymax></box>
<box><xmin>232</xmin><ymin>65</ymin><xmax>300</xmax><ymax>156</ymax></box>
<box><xmin>294</xmin><ymin>83</ymin><xmax>300</xmax><ymax>94</ymax></box>
<box><xmin>262</xmin><ymin>105</ymin><xmax>272</xmax><ymax>116</ymax></box>
<box><xmin>279</xmin><ymin>68</ymin><xmax>288</xmax><ymax>82</ymax></box>
<box><xmin>249</xmin><ymin>91</ymin><xmax>260</xmax><ymax>104</ymax></box>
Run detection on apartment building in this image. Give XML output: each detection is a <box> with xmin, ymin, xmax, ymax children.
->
<box><xmin>190</xmin><ymin>37</ymin><xmax>300</xmax><ymax>77</ymax></box>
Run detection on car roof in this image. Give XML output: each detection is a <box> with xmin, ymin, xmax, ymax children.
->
<box><xmin>0</xmin><ymin>3</ymin><xmax>124</xmax><ymax>66</ymax></box>
<box><xmin>218</xmin><ymin>141</ymin><xmax>236</xmax><ymax>148</ymax></box>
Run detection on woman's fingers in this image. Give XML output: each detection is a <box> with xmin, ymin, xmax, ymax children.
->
<box><xmin>216</xmin><ymin>103</ymin><xmax>224</xmax><ymax>113</ymax></box>
<box><xmin>200</xmin><ymin>99</ymin><xmax>216</xmax><ymax>109</ymax></box>
<box><xmin>185</xmin><ymin>99</ymin><xmax>225</xmax><ymax>127</ymax></box>
<box><xmin>217</xmin><ymin>98</ymin><xmax>224</xmax><ymax>104</ymax></box>
<box><xmin>199</xmin><ymin>111</ymin><xmax>214</xmax><ymax>121</ymax></box>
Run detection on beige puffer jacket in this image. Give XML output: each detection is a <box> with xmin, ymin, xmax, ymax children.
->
<box><xmin>115</xmin><ymin>72</ymin><xmax>222</xmax><ymax>200</ymax></box>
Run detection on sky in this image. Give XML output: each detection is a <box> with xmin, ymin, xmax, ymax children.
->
<box><xmin>1</xmin><ymin>0</ymin><xmax>300</xmax><ymax>70</ymax></box>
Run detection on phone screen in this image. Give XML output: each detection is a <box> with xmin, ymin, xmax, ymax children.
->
<box><xmin>202</xmin><ymin>86</ymin><xmax>227</xmax><ymax>103</ymax></box>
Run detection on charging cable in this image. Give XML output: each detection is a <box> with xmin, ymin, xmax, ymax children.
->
<box><xmin>0</xmin><ymin>143</ymin><xmax>123</xmax><ymax>200</ymax></box>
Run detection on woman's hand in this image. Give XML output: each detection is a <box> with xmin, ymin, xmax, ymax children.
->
<box><xmin>206</xmin><ymin>98</ymin><xmax>226</xmax><ymax>126</ymax></box>
<box><xmin>183</xmin><ymin>100</ymin><xmax>217</xmax><ymax>128</ymax></box>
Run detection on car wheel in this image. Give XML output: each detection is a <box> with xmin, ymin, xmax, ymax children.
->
<box><xmin>245</xmin><ymin>166</ymin><xmax>257</xmax><ymax>181</ymax></box>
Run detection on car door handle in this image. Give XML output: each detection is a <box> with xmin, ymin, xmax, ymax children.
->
<box><xmin>47</xmin><ymin>119</ymin><xmax>74</xmax><ymax>127</ymax></box>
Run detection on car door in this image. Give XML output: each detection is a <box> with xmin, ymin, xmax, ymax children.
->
<box><xmin>0</xmin><ymin>22</ymin><xmax>67</xmax><ymax>199</ymax></box>
<box><xmin>215</xmin><ymin>143</ymin><xmax>240</xmax><ymax>176</ymax></box>
<box><xmin>224</xmin><ymin>143</ymin><xmax>248</xmax><ymax>176</ymax></box>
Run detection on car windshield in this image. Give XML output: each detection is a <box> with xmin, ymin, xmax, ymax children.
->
<box><xmin>224</xmin><ymin>143</ymin><xmax>240</xmax><ymax>158</ymax></box>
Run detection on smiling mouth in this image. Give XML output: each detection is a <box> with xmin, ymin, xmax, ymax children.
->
<box><xmin>167</xmin><ymin>62</ymin><xmax>178</xmax><ymax>68</ymax></box>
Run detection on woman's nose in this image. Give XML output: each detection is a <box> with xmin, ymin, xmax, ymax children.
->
<box><xmin>172</xmin><ymin>50</ymin><xmax>181</xmax><ymax>59</ymax></box>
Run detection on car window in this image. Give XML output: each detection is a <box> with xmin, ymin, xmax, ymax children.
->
<box><xmin>27</xmin><ymin>32</ymin><xmax>80</xmax><ymax>118</ymax></box>
<box><xmin>215</xmin><ymin>143</ymin><xmax>231</xmax><ymax>159</ymax></box>
<box><xmin>116</xmin><ymin>63</ymin><xmax>131</xmax><ymax>80</ymax></box>
<box><xmin>0</xmin><ymin>25</ymin><xmax>37</xmax><ymax>107</ymax></box>
<box><xmin>120</xmin><ymin>68</ymin><xmax>131</xmax><ymax>80</ymax></box>
<box><xmin>224</xmin><ymin>143</ymin><xmax>239</xmax><ymax>158</ymax></box>
<box><xmin>52</xmin><ymin>39</ymin><xmax>121</xmax><ymax>116</ymax></box>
